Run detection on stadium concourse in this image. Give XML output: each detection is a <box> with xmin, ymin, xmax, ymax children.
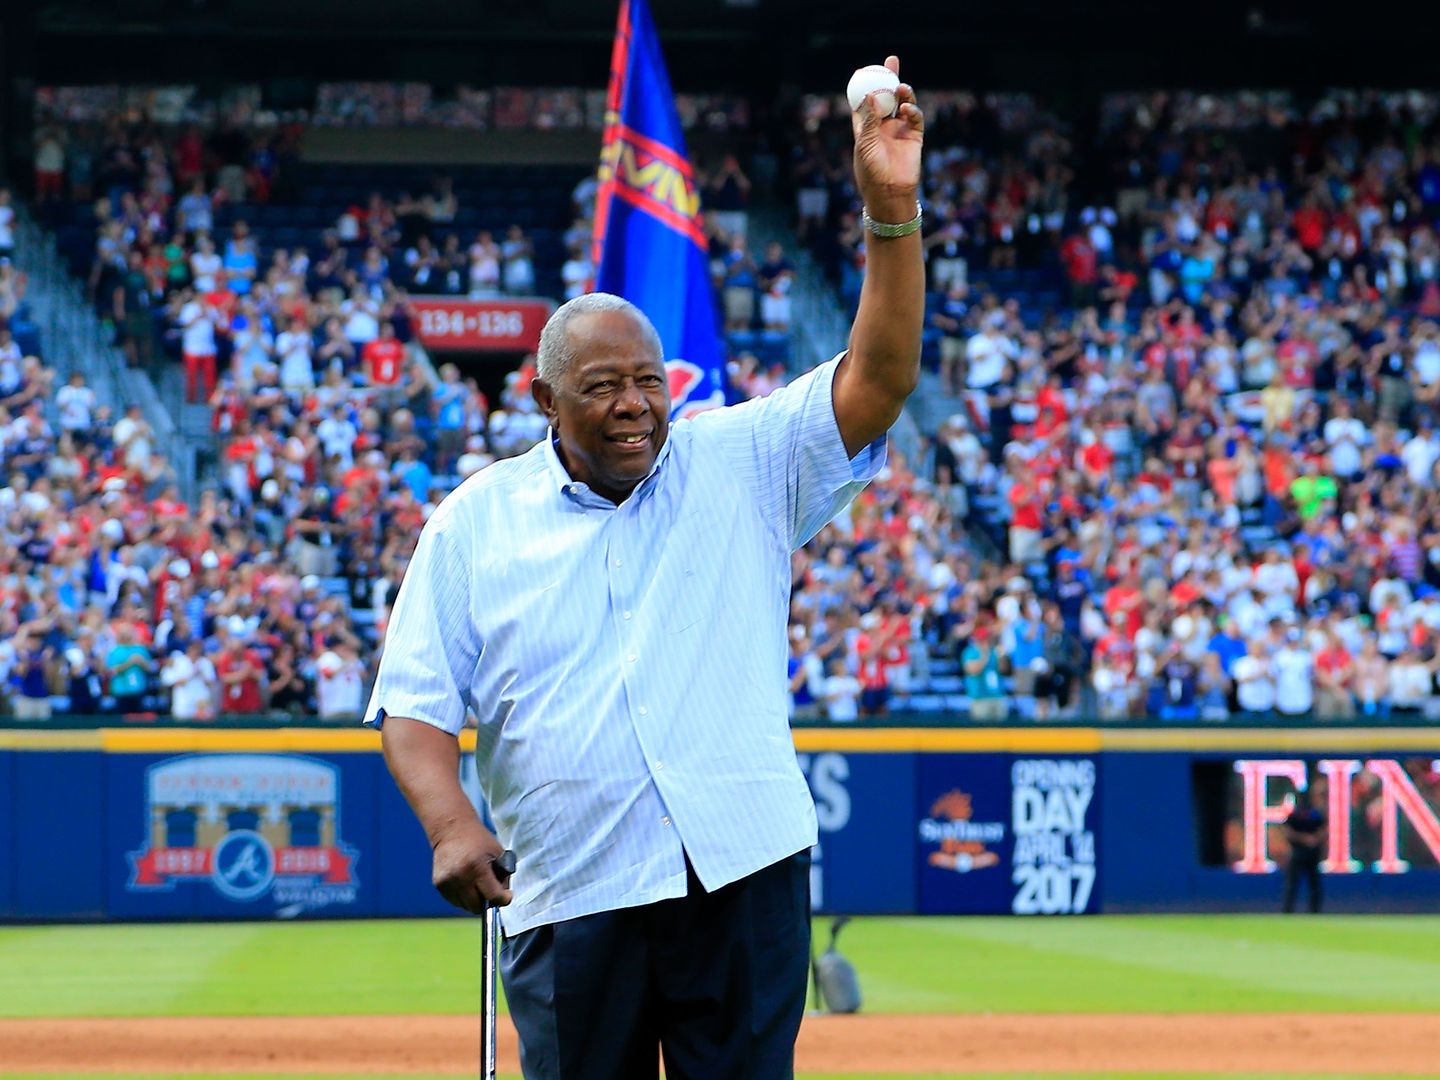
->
<box><xmin>3</xmin><ymin>87</ymin><xmax>1440</xmax><ymax>724</ymax></box>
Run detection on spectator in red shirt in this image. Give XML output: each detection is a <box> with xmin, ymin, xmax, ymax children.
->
<box><xmin>877</xmin><ymin>599</ymin><xmax>912</xmax><ymax>695</ymax></box>
<box><xmin>363</xmin><ymin>320</ymin><xmax>406</xmax><ymax>389</ymax></box>
<box><xmin>1006</xmin><ymin>467</ymin><xmax>1045</xmax><ymax>565</ymax></box>
<box><xmin>1060</xmin><ymin>231</ymin><xmax>1098</xmax><ymax>306</ymax></box>
<box><xmin>854</xmin><ymin>613</ymin><xmax>891</xmax><ymax>717</ymax></box>
<box><xmin>1103</xmin><ymin>569</ymin><xmax>1145</xmax><ymax>639</ymax></box>
<box><xmin>1314</xmin><ymin>632</ymin><xmax>1355</xmax><ymax>719</ymax></box>
<box><xmin>1077</xmin><ymin>428</ymin><xmax>1115</xmax><ymax>484</ymax></box>
<box><xmin>1292</xmin><ymin>195</ymin><xmax>1328</xmax><ymax>251</ymax></box>
<box><xmin>215</xmin><ymin>634</ymin><xmax>265</xmax><ymax>715</ymax></box>
<box><xmin>1094</xmin><ymin>610</ymin><xmax>1137</xmax><ymax>674</ymax></box>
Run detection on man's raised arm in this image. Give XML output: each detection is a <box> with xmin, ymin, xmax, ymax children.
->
<box><xmin>833</xmin><ymin>54</ymin><xmax>926</xmax><ymax>458</ymax></box>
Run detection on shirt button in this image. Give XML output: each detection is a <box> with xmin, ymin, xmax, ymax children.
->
<box><xmin>627</xmin><ymin>654</ymin><xmax>638</xmax><ymax>664</ymax></box>
<box><xmin>638</xmin><ymin>705</ymin><xmax>649</xmax><ymax>716</ymax></box>
<box><xmin>661</xmin><ymin>816</ymin><xmax>671</xmax><ymax>827</ymax></box>
<box><xmin>623</xmin><ymin>611</ymin><xmax>632</xmax><ymax>620</ymax></box>
<box><xmin>654</xmin><ymin>758</ymin><xmax>663</xmax><ymax>769</ymax></box>
<box><xmin>613</xmin><ymin>558</ymin><xmax>623</xmax><ymax>567</ymax></box>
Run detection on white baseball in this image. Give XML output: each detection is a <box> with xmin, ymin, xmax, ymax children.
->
<box><xmin>846</xmin><ymin>64</ymin><xmax>899</xmax><ymax>118</ymax></box>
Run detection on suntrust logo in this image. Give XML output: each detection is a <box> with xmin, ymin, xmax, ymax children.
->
<box><xmin>919</xmin><ymin>789</ymin><xmax>1003</xmax><ymax>874</ymax></box>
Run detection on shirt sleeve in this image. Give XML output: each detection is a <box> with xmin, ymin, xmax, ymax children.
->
<box><xmin>689</xmin><ymin>353</ymin><xmax>886</xmax><ymax>550</ymax></box>
<box><xmin>363</xmin><ymin>515</ymin><xmax>478</xmax><ymax>735</ymax></box>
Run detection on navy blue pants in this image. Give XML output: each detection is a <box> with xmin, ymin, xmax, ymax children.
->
<box><xmin>500</xmin><ymin>849</ymin><xmax>811</xmax><ymax>1080</ymax></box>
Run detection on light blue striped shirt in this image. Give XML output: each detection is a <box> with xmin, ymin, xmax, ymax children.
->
<box><xmin>365</xmin><ymin>356</ymin><xmax>884</xmax><ymax>933</ymax></box>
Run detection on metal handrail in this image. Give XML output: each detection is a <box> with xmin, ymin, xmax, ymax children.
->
<box><xmin>16</xmin><ymin>206</ymin><xmax>193</xmax><ymax>500</ymax></box>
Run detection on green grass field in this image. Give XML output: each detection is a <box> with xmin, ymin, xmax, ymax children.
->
<box><xmin>2</xmin><ymin>914</ymin><xmax>1437</xmax><ymax>1078</ymax></box>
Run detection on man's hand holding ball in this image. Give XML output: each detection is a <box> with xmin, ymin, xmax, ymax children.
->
<box><xmin>848</xmin><ymin>55</ymin><xmax>924</xmax><ymax>228</ymax></box>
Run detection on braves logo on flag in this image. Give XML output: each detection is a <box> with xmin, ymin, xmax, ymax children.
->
<box><xmin>667</xmin><ymin>359</ymin><xmax>724</xmax><ymax>420</ymax></box>
<box><xmin>591</xmin><ymin>0</ymin><xmax>728</xmax><ymax>420</ymax></box>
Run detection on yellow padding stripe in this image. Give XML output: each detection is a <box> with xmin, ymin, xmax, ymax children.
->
<box><xmin>0</xmin><ymin>730</ymin><xmax>103</xmax><ymax>750</ymax></box>
<box><xmin>100</xmin><ymin>728</ymin><xmax>383</xmax><ymax>753</ymax></box>
<box><xmin>791</xmin><ymin>728</ymin><xmax>1102</xmax><ymax>753</ymax></box>
<box><xmin>0</xmin><ymin>727</ymin><xmax>1435</xmax><ymax>755</ymax></box>
<box><xmin>1101</xmin><ymin>727</ymin><xmax>1440</xmax><ymax>752</ymax></box>
<box><xmin>0</xmin><ymin>728</ymin><xmax>477</xmax><ymax>753</ymax></box>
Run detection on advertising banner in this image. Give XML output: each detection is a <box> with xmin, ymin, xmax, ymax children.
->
<box><xmin>411</xmin><ymin>297</ymin><xmax>554</xmax><ymax>352</ymax></box>
<box><xmin>1200</xmin><ymin>757</ymin><xmax>1440</xmax><ymax>875</ymax></box>
<box><xmin>799</xmin><ymin>750</ymin><xmax>917</xmax><ymax>914</ymax></box>
<box><xmin>114</xmin><ymin>754</ymin><xmax>365</xmax><ymax>919</ymax></box>
<box><xmin>917</xmin><ymin>755</ymin><xmax>1101</xmax><ymax>915</ymax></box>
<box><xmin>12</xmin><ymin>728</ymin><xmax>1440</xmax><ymax>924</ymax></box>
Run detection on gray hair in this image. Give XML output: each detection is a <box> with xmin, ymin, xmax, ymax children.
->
<box><xmin>535</xmin><ymin>292</ymin><xmax>663</xmax><ymax>385</ymax></box>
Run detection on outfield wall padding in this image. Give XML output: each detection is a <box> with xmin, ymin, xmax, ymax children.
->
<box><xmin>2</xmin><ymin>726</ymin><xmax>1438</xmax><ymax>921</ymax></box>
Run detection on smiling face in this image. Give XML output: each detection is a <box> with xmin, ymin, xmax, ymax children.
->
<box><xmin>532</xmin><ymin>309</ymin><xmax>670</xmax><ymax>504</ymax></box>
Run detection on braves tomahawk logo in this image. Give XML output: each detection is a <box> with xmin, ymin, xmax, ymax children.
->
<box><xmin>668</xmin><ymin>359</ymin><xmax>724</xmax><ymax>420</ymax></box>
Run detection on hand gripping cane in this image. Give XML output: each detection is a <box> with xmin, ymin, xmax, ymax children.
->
<box><xmin>482</xmin><ymin>849</ymin><xmax>517</xmax><ymax>1080</ymax></box>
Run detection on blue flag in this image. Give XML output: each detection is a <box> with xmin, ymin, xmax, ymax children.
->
<box><xmin>591</xmin><ymin>0</ymin><xmax>726</xmax><ymax>418</ymax></box>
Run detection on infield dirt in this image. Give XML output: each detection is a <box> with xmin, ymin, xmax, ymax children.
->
<box><xmin>0</xmin><ymin>1012</ymin><xmax>1435</xmax><ymax>1074</ymax></box>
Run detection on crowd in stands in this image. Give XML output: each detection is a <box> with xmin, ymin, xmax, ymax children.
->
<box><xmin>11</xmin><ymin>86</ymin><xmax>1440</xmax><ymax>723</ymax></box>
<box><xmin>0</xmin><ymin>287</ymin><xmax>376</xmax><ymax>722</ymax></box>
<box><xmin>4</xmin><ymin>102</ymin><xmax>799</xmax><ymax>723</ymax></box>
<box><xmin>781</xmin><ymin>88</ymin><xmax>1440</xmax><ymax>721</ymax></box>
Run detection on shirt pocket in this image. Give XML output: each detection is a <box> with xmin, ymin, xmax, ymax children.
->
<box><xmin>666</xmin><ymin>567</ymin><xmax>704</xmax><ymax>634</ymax></box>
<box><xmin>657</xmin><ymin>504</ymin><xmax>707</xmax><ymax>634</ymax></box>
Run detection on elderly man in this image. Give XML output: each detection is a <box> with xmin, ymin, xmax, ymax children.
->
<box><xmin>368</xmin><ymin>57</ymin><xmax>924</xmax><ymax>1080</ymax></box>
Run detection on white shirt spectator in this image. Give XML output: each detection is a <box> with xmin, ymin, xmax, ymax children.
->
<box><xmin>317</xmin><ymin>415</ymin><xmax>358</xmax><ymax>467</ymax></box>
<box><xmin>1336</xmin><ymin>615</ymin><xmax>1367</xmax><ymax>657</ymax></box>
<box><xmin>562</xmin><ymin>254</ymin><xmax>592</xmax><ymax>301</ymax></box>
<box><xmin>189</xmin><ymin>250</ymin><xmax>221</xmax><ymax>292</ymax></box>
<box><xmin>1218</xmin><ymin>558</ymin><xmax>1254</xmax><ymax>599</ymax></box>
<box><xmin>1092</xmin><ymin>662</ymin><xmax>1130</xmax><ymax>717</ymax></box>
<box><xmin>1272</xmin><ymin>644</ymin><xmax>1315</xmax><ymax>715</ymax></box>
<box><xmin>180</xmin><ymin>301</ymin><xmax>217</xmax><ymax>356</ymax></box>
<box><xmin>1369</xmin><ymin>576</ymin><xmax>1413</xmax><ymax>618</ymax></box>
<box><xmin>572</xmin><ymin>175</ymin><xmax>598</xmax><ymax>218</ymax></box>
<box><xmin>1389</xmin><ymin>656</ymin><xmax>1433</xmax><ymax>708</ymax></box>
<box><xmin>1254</xmin><ymin>559</ymin><xmax>1299</xmax><ymax>600</ymax></box>
<box><xmin>232</xmin><ymin>325</ymin><xmax>275</xmax><ymax>388</ymax></box>
<box><xmin>19</xmin><ymin>482</ymin><xmax>51</xmax><ymax>516</ymax></box>
<box><xmin>945</xmin><ymin>426</ymin><xmax>985</xmax><ymax>485</ymax></box>
<box><xmin>275</xmin><ymin>329</ymin><xmax>313</xmax><ymax>392</ymax></box>
<box><xmin>1414</xmin><ymin>596</ymin><xmax>1440</xmax><ymax>634</ymax></box>
<box><xmin>343</xmin><ymin>303</ymin><xmax>379</xmax><ymax>345</ymax></box>
<box><xmin>457</xmin><ymin>443</ymin><xmax>496</xmax><ymax>478</ymax></box>
<box><xmin>1228</xmin><ymin>592</ymin><xmax>1269</xmax><ymax>641</ymax></box>
<box><xmin>1402</xmin><ymin>431</ymin><xmax>1440</xmax><ymax>485</ymax></box>
<box><xmin>965</xmin><ymin>330</ymin><xmax>1015</xmax><ymax>389</ymax></box>
<box><xmin>822</xmin><ymin>671</ymin><xmax>862</xmax><ymax>722</ymax></box>
<box><xmin>1323</xmin><ymin>415</ymin><xmax>1368</xmax><ymax>478</ymax></box>
<box><xmin>160</xmin><ymin>652</ymin><xmax>217</xmax><ymax>720</ymax></box>
<box><xmin>56</xmin><ymin>383</ymin><xmax>96</xmax><ymax>432</ymax></box>
<box><xmin>316</xmin><ymin>649</ymin><xmax>366</xmax><ymax>718</ymax></box>
<box><xmin>0</xmin><ymin>354</ymin><xmax>21</xmax><ymax>398</ymax></box>
<box><xmin>112</xmin><ymin>414</ymin><xmax>152</xmax><ymax>472</ymax></box>
<box><xmin>1415</xmin><ymin>339</ymin><xmax>1440</xmax><ymax>385</ymax></box>
<box><xmin>1233</xmin><ymin>654</ymin><xmax>1276</xmax><ymax>713</ymax></box>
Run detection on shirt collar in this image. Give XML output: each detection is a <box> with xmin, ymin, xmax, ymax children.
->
<box><xmin>543</xmin><ymin>428</ymin><xmax>674</xmax><ymax>507</ymax></box>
